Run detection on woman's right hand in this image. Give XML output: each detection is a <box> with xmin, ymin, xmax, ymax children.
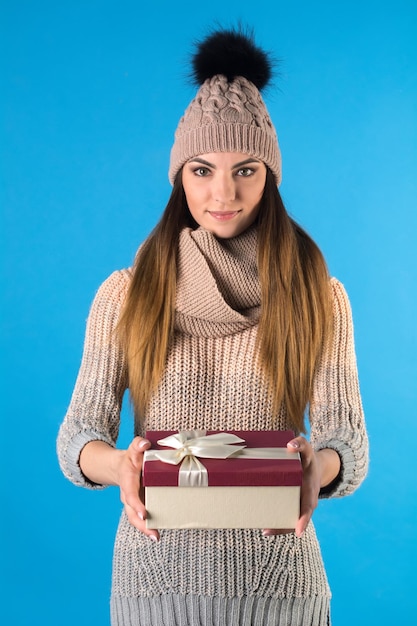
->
<box><xmin>79</xmin><ymin>436</ymin><xmax>160</xmax><ymax>541</ymax></box>
<box><xmin>117</xmin><ymin>437</ymin><xmax>160</xmax><ymax>542</ymax></box>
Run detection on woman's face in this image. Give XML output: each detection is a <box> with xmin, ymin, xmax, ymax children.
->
<box><xmin>182</xmin><ymin>152</ymin><xmax>267</xmax><ymax>239</ymax></box>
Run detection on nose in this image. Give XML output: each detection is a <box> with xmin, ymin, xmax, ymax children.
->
<box><xmin>212</xmin><ymin>173</ymin><xmax>236</xmax><ymax>204</ymax></box>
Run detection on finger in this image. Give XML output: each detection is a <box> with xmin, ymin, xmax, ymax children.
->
<box><xmin>288</xmin><ymin>437</ymin><xmax>317</xmax><ymax>472</ymax></box>
<box><xmin>120</xmin><ymin>437</ymin><xmax>160</xmax><ymax>541</ymax></box>
<box><xmin>295</xmin><ymin>512</ymin><xmax>307</xmax><ymax>537</ymax></box>
<box><xmin>287</xmin><ymin>438</ymin><xmax>301</xmax><ymax>452</ymax></box>
<box><xmin>124</xmin><ymin>500</ymin><xmax>160</xmax><ymax>542</ymax></box>
<box><xmin>121</xmin><ymin>438</ymin><xmax>151</xmax><ymax>509</ymax></box>
<box><xmin>121</xmin><ymin>487</ymin><xmax>161</xmax><ymax>541</ymax></box>
<box><xmin>121</xmin><ymin>483</ymin><xmax>146</xmax><ymax>520</ymax></box>
<box><xmin>287</xmin><ymin>436</ymin><xmax>308</xmax><ymax>453</ymax></box>
<box><xmin>132</xmin><ymin>436</ymin><xmax>151</xmax><ymax>451</ymax></box>
<box><xmin>295</xmin><ymin>511</ymin><xmax>311</xmax><ymax>538</ymax></box>
<box><xmin>120</xmin><ymin>461</ymin><xmax>151</xmax><ymax>516</ymax></box>
<box><xmin>287</xmin><ymin>437</ymin><xmax>306</xmax><ymax>458</ymax></box>
<box><xmin>127</xmin><ymin>437</ymin><xmax>151</xmax><ymax>468</ymax></box>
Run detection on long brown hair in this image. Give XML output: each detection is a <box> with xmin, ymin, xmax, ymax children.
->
<box><xmin>117</xmin><ymin>169</ymin><xmax>332</xmax><ymax>432</ymax></box>
<box><xmin>257</xmin><ymin>170</ymin><xmax>333</xmax><ymax>431</ymax></box>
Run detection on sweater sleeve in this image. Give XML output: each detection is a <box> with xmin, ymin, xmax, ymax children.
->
<box><xmin>56</xmin><ymin>269</ymin><xmax>131</xmax><ymax>489</ymax></box>
<box><xmin>309</xmin><ymin>278</ymin><xmax>369</xmax><ymax>499</ymax></box>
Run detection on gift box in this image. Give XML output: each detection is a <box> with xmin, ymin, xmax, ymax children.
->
<box><xmin>143</xmin><ymin>430</ymin><xmax>302</xmax><ymax>529</ymax></box>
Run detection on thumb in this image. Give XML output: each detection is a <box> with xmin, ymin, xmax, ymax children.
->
<box><xmin>135</xmin><ymin>437</ymin><xmax>151</xmax><ymax>452</ymax></box>
<box><xmin>287</xmin><ymin>437</ymin><xmax>301</xmax><ymax>453</ymax></box>
<box><xmin>128</xmin><ymin>437</ymin><xmax>151</xmax><ymax>467</ymax></box>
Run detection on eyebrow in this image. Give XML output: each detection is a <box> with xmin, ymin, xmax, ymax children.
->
<box><xmin>187</xmin><ymin>157</ymin><xmax>261</xmax><ymax>168</ymax></box>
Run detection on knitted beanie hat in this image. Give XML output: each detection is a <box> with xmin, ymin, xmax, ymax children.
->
<box><xmin>169</xmin><ymin>28</ymin><xmax>281</xmax><ymax>186</ymax></box>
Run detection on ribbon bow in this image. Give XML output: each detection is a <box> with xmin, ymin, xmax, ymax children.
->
<box><xmin>145</xmin><ymin>430</ymin><xmax>246</xmax><ymax>487</ymax></box>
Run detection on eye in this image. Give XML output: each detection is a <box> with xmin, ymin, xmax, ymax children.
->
<box><xmin>193</xmin><ymin>166</ymin><xmax>211</xmax><ymax>177</ymax></box>
<box><xmin>236</xmin><ymin>167</ymin><xmax>254</xmax><ymax>177</ymax></box>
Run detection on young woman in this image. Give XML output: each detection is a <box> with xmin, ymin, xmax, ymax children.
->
<box><xmin>57</xmin><ymin>27</ymin><xmax>368</xmax><ymax>626</ymax></box>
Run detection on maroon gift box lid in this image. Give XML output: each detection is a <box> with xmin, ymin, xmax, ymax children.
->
<box><xmin>143</xmin><ymin>430</ymin><xmax>302</xmax><ymax>487</ymax></box>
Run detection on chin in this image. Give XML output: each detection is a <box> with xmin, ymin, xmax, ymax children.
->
<box><xmin>209</xmin><ymin>225</ymin><xmax>247</xmax><ymax>239</ymax></box>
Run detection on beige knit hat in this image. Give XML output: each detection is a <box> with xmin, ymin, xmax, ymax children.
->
<box><xmin>168</xmin><ymin>28</ymin><xmax>282</xmax><ymax>185</ymax></box>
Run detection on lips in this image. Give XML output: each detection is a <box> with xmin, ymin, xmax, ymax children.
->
<box><xmin>208</xmin><ymin>211</ymin><xmax>241</xmax><ymax>221</ymax></box>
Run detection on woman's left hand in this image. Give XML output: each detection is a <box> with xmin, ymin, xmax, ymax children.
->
<box><xmin>262</xmin><ymin>436</ymin><xmax>330</xmax><ymax>539</ymax></box>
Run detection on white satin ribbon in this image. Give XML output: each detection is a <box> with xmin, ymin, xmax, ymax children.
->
<box><xmin>144</xmin><ymin>430</ymin><xmax>296</xmax><ymax>487</ymax></box>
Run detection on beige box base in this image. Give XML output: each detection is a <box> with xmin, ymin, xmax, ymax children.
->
<box><xmin>145</xmin><ymin>486</ymin><xmax>300</xmax><ymax>529</ymax></box>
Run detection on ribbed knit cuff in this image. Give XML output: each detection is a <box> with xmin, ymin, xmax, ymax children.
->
<box><xmin>58</xmin><ymin>429</ymin><xmax>116</xmax><ymax>489</ymax></box>
<box><xmin>314</xmin><ymin>436</ymin><xmax>357</xmax><ymax>499</ymax></box>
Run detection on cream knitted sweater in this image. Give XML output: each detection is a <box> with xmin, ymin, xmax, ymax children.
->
<box><xmin>57</xmin><ymin>226</ymin><xmax>368</xmax><ymax>626</ymax></box>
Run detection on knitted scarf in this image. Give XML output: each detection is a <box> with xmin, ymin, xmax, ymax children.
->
<box><xmin>175</xmin><ymin>226</ymin><xmax>261</xmax><ymax>338</ymax></box>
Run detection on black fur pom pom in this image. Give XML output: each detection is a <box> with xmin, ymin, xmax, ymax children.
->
<box><xmin>191</xmin><ymin>27</ymin><xmax>274</xmax><ymax>90</ymax></box>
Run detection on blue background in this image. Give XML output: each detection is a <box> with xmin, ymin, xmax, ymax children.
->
<box><xmin>1</xmin><ymin>1</ymin><xmax>416</xmax><ymax>624</ymax></box>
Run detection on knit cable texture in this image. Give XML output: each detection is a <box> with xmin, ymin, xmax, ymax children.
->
<box><xmin>169</xmin><ymin>75</ymin><xmax>281</xmax><ymax>185</ymax></box>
